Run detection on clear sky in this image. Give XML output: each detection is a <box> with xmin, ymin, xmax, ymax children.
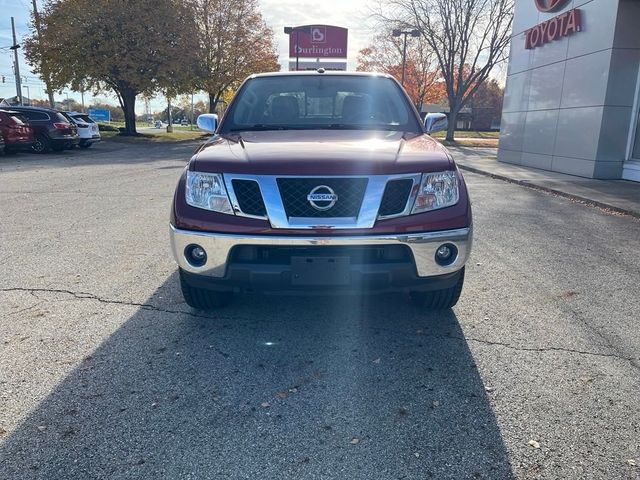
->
<box><xmin>0</xmin><ymin>0</ymin><xmax>375</xmax><ymax>113</ymax></box>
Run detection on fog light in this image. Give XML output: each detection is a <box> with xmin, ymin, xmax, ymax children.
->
<box><xmin>435</xmin><ymin>243</ymin><xmax>457</xmax><ymax>266</ymax></box>
<box><xmin>185</xmin><ymin>244</ymin><xmax>207</xmax><ymax>267</ymax></box>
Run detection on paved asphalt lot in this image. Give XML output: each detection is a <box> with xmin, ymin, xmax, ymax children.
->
<box><xmin>0</xmin><ymin>140</ymin><xmax>639</xmax><ymax>479</ymax></box>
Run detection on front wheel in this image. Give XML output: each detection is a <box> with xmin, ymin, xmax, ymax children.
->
<box><xmin>179</xmin><ymin>269</ymin><xmax>232</xmax><ymax>310</ymax></box>
<box><xmin>409</xmin><ymin>267</ymin><xmax>465</xmax><ymax>309</ymax></box>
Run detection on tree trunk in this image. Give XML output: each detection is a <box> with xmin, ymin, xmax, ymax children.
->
<box><xmin>446</xmin><ymin>107</ymin><xmax>458</xmax><ymax>142</ymax></box>
<box><xmin>208</xmin><ymin>92</ymin><xmax>217</xmax><ymax>113</ymax></box>
<box><xmin>119</xmin><ymin>87</ymin><xmax>137</xmax><ymax>135</ymax></box>
<box><xmin>47</xmin><ymin>90</ymin><xmax>55</xmax><ymax>109</ymax></box>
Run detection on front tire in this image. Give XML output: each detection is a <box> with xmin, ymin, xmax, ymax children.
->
<box><xmin>179</xmin><ymin>269</ymin><xmax>232</xmax><ymax>310</ymax></box>
<box><xmin>410</xmin><ymin>267</ymin><xmax>465</xmax><ymax>309</ymax></box>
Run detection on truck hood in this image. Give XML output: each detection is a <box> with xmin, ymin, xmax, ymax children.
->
<box><xmin>191</xmin><ymin>130</ymin><xmax>454</xmax><ymax>175</ymax></box>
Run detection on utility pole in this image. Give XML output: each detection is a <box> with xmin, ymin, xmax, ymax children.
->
<box><xmin>10</xmin><ymin>17</ymin><xmax>23</xmax><ymax>105</ymax></box>
<box><xmin>32</xmin><ymin>0</ymin><xmax>55</xmax><ymax>108</ymax></box>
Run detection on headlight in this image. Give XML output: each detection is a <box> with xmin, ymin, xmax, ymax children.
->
<box><xmin>411</xmin><ymin>171</ymin><xmax>459</xmax><ymax>213</ymax></box>
<box><xmin>185</xmin><ymin>171</ymin><xmax>233</xmax><ymax>214</ymax></box>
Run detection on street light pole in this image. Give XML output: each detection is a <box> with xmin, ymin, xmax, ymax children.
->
<box><xmin>392</xmin><ymin>29</ymin><xmax>421</xmax><ymax>87</ymax></box>
<box><xmin>284</xmin><ymin>26</ymin><xmax>311</xmax><ymax>71</ymax></box>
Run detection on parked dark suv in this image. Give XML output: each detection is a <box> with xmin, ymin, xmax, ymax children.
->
<box><xmin>8</xmin><ymin>106</ymin><xmax>79</xmax><ymax>153</ymax></box>
<box><xmin>0</xmin><ymin>109</ymin><xmax>35</xmax><ymax>153</ymax></box>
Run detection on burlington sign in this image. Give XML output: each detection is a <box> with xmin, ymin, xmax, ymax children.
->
<box><xmin>525</xmin><ymin>7</ymin><xmax>582</xmax><ymax>50</ymax></box>
<box><xmin>289</xmin><ymin>25</ymin><xmax>348</xmax><ymax>59</ymax></box>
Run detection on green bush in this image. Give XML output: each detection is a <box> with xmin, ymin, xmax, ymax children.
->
<box><xmin>97</xmin><ymin>123</ymin><xmax>119</xmax><ymax>132</ymax></box>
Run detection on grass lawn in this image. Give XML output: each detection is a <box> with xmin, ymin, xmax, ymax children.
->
<box><xmin>101</xmin><ymin>130</ymin><xmax>208</xmax><ymax>143</ymax></box>
<box><xmin>431</xmin><ymin>130</ymin><xmax>500</xmax><ymax>139</ymax></box>
<box><xmin>439</xmin><ymin>138</ymin><xmax>499</xmax><ymax>148</ymax></box>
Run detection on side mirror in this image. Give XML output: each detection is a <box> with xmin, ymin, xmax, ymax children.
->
<box><xmin>196</xmin><ymin>113</ymin><xmax>218</xmax><ymax>133</ymax></box>
<box><xmin>424</xmin><ymin>113</ymin><xmax>448</xmax><ymax>134</ymax></box>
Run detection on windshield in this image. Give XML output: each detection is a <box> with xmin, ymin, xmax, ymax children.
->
<box><xmin>72</xmin><ymin>114</ymin><xmax>95</xmax><ymax>124</ymax></box>
<box><xmin>220</xmin><ymin>75</ymin><xmax>421</xmax><ymax>133</ymax></box>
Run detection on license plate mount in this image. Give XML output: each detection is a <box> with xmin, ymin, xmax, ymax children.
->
<box><xmin>291</xmin><ymin>256</ymin><xmax>350</xmax><ymax>286</ymax></box>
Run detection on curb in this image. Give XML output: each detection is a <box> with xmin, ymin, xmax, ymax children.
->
<box><xmin>457</xmin><ymin>163</ymin><xmax>640</xmax><ymax>219</ymax></box>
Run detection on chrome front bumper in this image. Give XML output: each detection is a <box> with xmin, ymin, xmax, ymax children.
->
<box><xmin>170</xmin><ymin>225</ymin><xmax>472</xmax><ymax>278</ymax></box>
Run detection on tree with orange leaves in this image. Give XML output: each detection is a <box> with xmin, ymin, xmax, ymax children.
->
<box><xmin>357</xmin><ymin>33</ymin><xmax>444</xmax><ymax>112</ymax></box>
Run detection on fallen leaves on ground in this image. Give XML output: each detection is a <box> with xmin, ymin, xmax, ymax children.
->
<box><xmin>560</xmin><ymin>290</ymin><xmax>579</xmax><ymax>299</ymax></box>
<box><xmin>528</xmin><ymin>440</ymin><xmax>541</xmax><ymax>449</ymax></box>
<box><xmin>627</xmin><ymin>459</ymin><xmax>637</xmax><ymax>467</ymax></box>
<box><xmin>350</xmin><ymin>436</ymin><xmax>361</xmax><ymax>445</ymax></box>
<box><xmin>372</xmin><ymin>358</ymin><xmax>381</xmax><ymax>364</ymax></box>
<box><xmin>260</xmin><ymin>402</ymin><xmax>270</xmax><ymax>408</ymax></box>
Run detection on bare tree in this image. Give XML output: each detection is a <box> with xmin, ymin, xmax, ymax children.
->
<box><xmin>382</xmin><ymin>0</ymin><xmax>513</xmax><ymax>140</ymax></box>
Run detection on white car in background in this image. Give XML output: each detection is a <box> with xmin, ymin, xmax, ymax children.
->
<box><xmin>65</xmin><ymin>112</ymin><xmax>101</xmax><ymax>148</ymax></box>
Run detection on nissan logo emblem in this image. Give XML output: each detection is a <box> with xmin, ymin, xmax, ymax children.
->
<box><xmin>307</xmin><ymin>185</ymin><xmax>338</xmax><ymax>211</ymax></box>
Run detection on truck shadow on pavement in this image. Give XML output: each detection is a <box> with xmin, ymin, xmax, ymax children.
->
<box><xmin>0</xmin><ymin>273</ymin><xmax>514</xmax><ymax>479</ymax></box>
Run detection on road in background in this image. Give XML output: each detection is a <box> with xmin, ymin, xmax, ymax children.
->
<box><xmin>1</xmin><ymin>143</ymin><xmax>639</xmax><ymax>479</ymax></box>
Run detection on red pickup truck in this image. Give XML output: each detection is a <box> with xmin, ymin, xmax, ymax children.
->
<box><xmin>170</xmin><ymin>71</ymin><xmax>472</xmax><ymax>310</ymax></box>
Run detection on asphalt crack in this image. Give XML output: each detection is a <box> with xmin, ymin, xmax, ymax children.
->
<box><xmin>2</xmin><ymin>286</ymin><xmax>638</xmax><ymax>368</ymax></box>
<box><xmin>463</xmin><ymin>335</ymin><xmax>640</xmax><ymax>368</ymax></box>
<box><xmin>0</xmin><ymin>287</ymin><xmax>218</xmax><ymax>321</ymax></box>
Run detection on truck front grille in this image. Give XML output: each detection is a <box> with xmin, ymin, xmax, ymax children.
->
<box><xmin>276</xmin><ymin>177</ymin><xmax>368</xmax><ymax>218</ymax></box>
<box><xmin>232</xmin><ymin>179</ymin><xmax>267</xmax><ymax>217</ymax></box>
<box><xmin>378</xmin><ymin>179</ymin><xmax>414</xmax><ymax>216</ymax></box>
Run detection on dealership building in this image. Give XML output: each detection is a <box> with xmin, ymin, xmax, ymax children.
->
<box><xmin>499</xmin><ymin>0</ymin><xmax>640</xmax><ymax>182</ymax></box>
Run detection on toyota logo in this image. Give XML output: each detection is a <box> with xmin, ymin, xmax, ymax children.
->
<box><xmin>307</xmin><ymin>185</ymin><xmax>338</xmax><ymax>211</ymax></box>
<box><xmin>534</xmin><ymin>0</ymin><xmax>570</xmax><ymax>12</ymax></box>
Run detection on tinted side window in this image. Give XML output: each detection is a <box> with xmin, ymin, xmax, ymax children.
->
<box><xmin>21</xmin><ymin>110</ymin><xmax>50</xmax><ymax>121</ymax></box>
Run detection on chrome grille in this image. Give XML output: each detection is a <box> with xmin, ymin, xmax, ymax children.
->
<box><xmin>276</xmin><ymin>178</ymin><xmax>368</xmax><ymax>218</ymax></box>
